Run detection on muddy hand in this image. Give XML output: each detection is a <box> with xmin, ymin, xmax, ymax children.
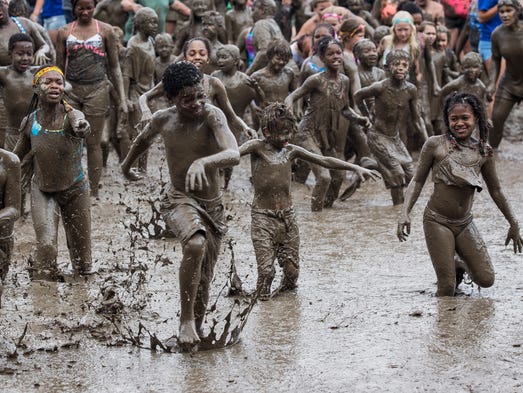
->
<box><xmin>505</xmin><ymin>224</ymin><xmax>523</xmax><ymax>254</ymax></box>
<box><xmin>73</xmin><ymin>119</ymin><xmax>91</xmax><ymax>138</ymax></box>
<box><xmin>397</xmin><ymin>217</ymin><xmax>410</xmax><ymax>242</ymax></box>
<box><xmin>245</xmin><ymin>127</ymin><xmax>258</xmax><ymax>139</ymax></box>
<box><xmin>358</xmin><ymin>168</ymin><xmax>381</xmax><ymax>182</ymax></box>
<box><xmin>185</xmin><ymin>161</ymin><xmax>208</xmax><ymax>192</ymax></box>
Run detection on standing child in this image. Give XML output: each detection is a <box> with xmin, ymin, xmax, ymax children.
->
<box><xmin>355</xmin><ymin>49</ymin><xmax>427</xmax><ymax>205</ymax></box>
<box><xmin>285</xmin><ymin>36</ymin><xmax>371</xmax><ymax>211</ymax></box>
<box><xmin>211</xmin><ymin>45</ymin><xmax>264</xmax><ymax>124</ymax></box>
<box><xmin>121</xmin><ymin>61</ymin><xmax>240</xmax><ymax>350</ymax></box>
<box><xmin>0</xmin><ymin>34</ymin><xmax>38</xmax><ymax>151</ymax></box>
<box><xmin>240</xmin><ymin>103</ymin><xmax>379</xmax><ymax>298</ymax></box>
<box><xmin>153</xmin><ymin>32</ymin><xmax>175</xmax><ymax>112</ymax></box>
<box><xmin>225</xmin><ymin>0</ymin><xmax>252</xmax><ymax>45</ymax></box>
<box><xmin>0</xmin><ymin>147</ymin><xmax>20</xmax><ymax>307</ymax></box>
<box><xmin>437</xmin><ymin>52</ymin><xmax>490</xmax><ymax>135</ymax></box>
<box><xmin>251</xmin><ymin>39</ymin><xmax>299</xmax><ymax>108</ymax></box>
<box><xmin>122</xmin><ymin>7</ymin><xmax>159</xmax><ymax>172</ymax></box>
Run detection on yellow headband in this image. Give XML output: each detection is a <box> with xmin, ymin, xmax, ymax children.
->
<box><xmin>33</xmin><ymin>66</ymin><xmax>64</xmax><ymax>87</ymax></box>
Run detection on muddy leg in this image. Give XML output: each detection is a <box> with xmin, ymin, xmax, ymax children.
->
<box><xmin>423</xmin><ymin>216</ymin><xmax>457</xmax><ymax>296</ymax></box>
<box><xmin>277</xmin><ymin>218</ymin><xmax>299</xmax><ymax>291</ymax></box>
<box><xmin>179</xmin><ymin>232</ymin><xmax>206</xmax><ymax>346</ymax></box>
<box><xmin>490</xmin><ymin>97</ymin><xmax>515</xmax><ymax>148</ymax></box>
<box><xmin>455</xmin><ymin>221</ymin><xmax>495</xmax><ymax>289</ymax></box>
<box><xmin>223</xmin><ymin>167</ymin><xmax>233</xmax><ymax>190</ymax></box>
<box><xmin>31</xmin><ymin>183</ymin><xmax>60</xmax><ymax>279</ymax></box>
<box><xmin>61</xmin><ymin>182</ymin><xmax>92</xmax><ymax>274</ymax></box>
<box><xmin>324</xmin><ymin>168</ymin><xmax>344</xmax><ymax>208</ymax></box>
<box><xmin>85</xmin><ymin>115</ymin><xmax>105</xmax><ymax>198</ymax></box>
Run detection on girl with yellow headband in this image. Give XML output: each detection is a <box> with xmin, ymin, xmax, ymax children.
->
<box><xmin>13</xmin><ymin>65</ymin><xmax>93</xmax><ymax>281</ymax></box>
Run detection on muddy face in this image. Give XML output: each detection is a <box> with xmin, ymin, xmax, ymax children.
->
<box><xmin>448</xmin><ymin>104</ymin><xmax>476</xmax><ymax>142</ymax></box>
<box><xmin>499</xmin><ymin>5</ymin><xmax>518</xmax><ymax>27</ymax></box>
<box><xmin>216</xmin><ymin>49</ymin><xmax>237</xmax><ymax>73</ymax></box>
<box><xmin>35</xmin><ymin>71</ymin><xmax>65</xmax><ymax>104</ymax></box>
<box><xmin>184</xmin><ymin>40</ymin><xmax>209</xmax><ymax>69</ymax></box>
<box><xmin>321</xmin><ymin>43</ymin><xmax>343</xmax><ymax>71</ymax></box>
<box><xmin>11</xmin><ymin>41</ymin><xmax>34</xmax><ymax>73</ymax></box>
<box><xmin>74</xmin><ymin>0</ymin><xmax>95</xmax><ymax>24</ymax></box>
<box><xmin>357</xmin><ymin>43</ymin><xmax>378</xmax><ymax>67</ymax></box>
<box><xmin>173</xmin><ymin>85</ymin><xmax>206</xmax><ymax>117</ymax></box>
<box><xmin>389</xmin><ymin>58</ymin><xmax>409</xmax><ymax>81</ymax></box>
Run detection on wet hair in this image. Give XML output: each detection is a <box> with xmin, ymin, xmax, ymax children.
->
<box><xmin>443</xmin><ymin>93</ymin><xmax>492</xmax><ymax>157</ymax></box>
<box><xmin>8</xmin><ymin>0</ymin><xmax>30</xmax><ymax>17</ymax></box>
<box><xmin>182</xmin><ymin>37</ymin><xmax>212</xmax><ymax>58</ymax></box>
<box><xmin>420</xmin><ymin>20</ymin><xmax>436</xmax><ymax>33</ymax></box>
<box><xmin>436</xmin><ymin>24</ymin><xmax>450</xmax><ymax>40</ymax></box>
<box><xmin>461</xmin><ymin>51</ymin><xmax>482</xmax><ymax>67</ymax></box>
<box><xmin>155</xmin><ymin>32</ymin><xmax>174</xmax><ymax>46</ymax></box>
<box><xmin>316</xmin><ymin>36</ymin><xmax>342</xmax><ymax>58</ymax></box>
<box><xmin>311</xmin><ymin>23</ymin><xmax>336</xmax><ymax>51</ymax></box>
<box><xmin>162</xmin><ymin>61</ymin><xmax>203</xmax><ymax>99</ymax></box>
<box><xmin>216</xmin><ymin>44</ymin><xmax>240</xmax><ymax>60</ymax></box>
<box><xmin>352</xmin><ymin>38</ymin><xmax>375</xmax><ymax>61</ymax></box>
<box><xmin>338</xmin><ymin>17</ymin><xmax>366</xmax><ymax>42</ymax></box>
<box><xmin>253</xmin><ymin>0</ymin><xmax>277</xmax><ymax>14</ymax></box>
<box><xmin>8</xmin><ymin>33</ymin><xmax>34</xmax><ymax>54</ymax></box>
<box><xmin>311</xmin><ymin>0</ymin><xmax>331</xmax><ymax>10</ymax></box>
<box><xmin>201</xmin><ymin>10</ymin><xmax>224</xmax><ymax>26</ymax></box>
<box><xmin>372</xmin><ymin>25</ymin><xmax>390</xmax><ymax>45</ymax></box>
<box><xmin>260</xmin><ymin>102</ymin><xmax>297</xmax><ymax>136</ymax></box>
<box><xmin>133</xmin><ymin>7</ymin><xmax>158</xmax><ymax>34</ymax></box>
<box><xmin>498</xmin><ymin>0</ymin><xmax>523</xmax><ymax>13</ymax></box>
<box><xmin>396</xmin><ymin>1</ymin><xmax>423</xmax><ymax>17</ymax></box>
<box><xmin>266</xmin><ymin>39</ymin><xmax>292</xmax><ymax>61</ymax></box>
<box><xmin>385</xmin><ymin>48</ymin><xmax>410</xmax><ymax>66</ymax></box>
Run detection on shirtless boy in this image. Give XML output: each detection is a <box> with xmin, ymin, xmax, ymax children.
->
<box><xmin>354</xmin><ymin>49</ymin><xmax>427</xmax><ymax>205</ymax></box>
<box><xmin>240</xmin><ymin>103</ymin><xmax>379</xmax><ymax>298</ymax></box>
<box><xmin>121</xmin><ymin>61</ymin><xmax>240</xmax><ymax>350</ymax></box>
<box><xmin>0</xmin><ymin>34</ymin><xmax>38</xmax><ymax>151</ymax></box>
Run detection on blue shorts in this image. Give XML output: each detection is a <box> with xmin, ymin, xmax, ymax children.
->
<box><xmin>478</xmin><ymin>40</ymin><xmax>492</xmax><ymax>62</ymax></box>
<box><xmin>43</xmin><ymin>14</ymin><xmax>67</xmax><ymax>31</ymax></box>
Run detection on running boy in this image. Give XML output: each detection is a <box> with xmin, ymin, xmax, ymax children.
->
<box><xmin>240</xmin><ymin>103</ymin><xmax>380</xmax><ymax>299</ymax></box>
<box><xmin>121</xmin><ymin>61</ymin><xmax>240</xmax><ymax>350</ymax></box>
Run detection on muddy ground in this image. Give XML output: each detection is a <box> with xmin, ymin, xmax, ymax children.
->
<box><xmin>0</xmin><ymin>109</ymin><xmax>522</xmax><ymax>392</ymax></box>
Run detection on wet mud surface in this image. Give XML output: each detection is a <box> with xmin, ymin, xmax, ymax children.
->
<box><xmin>1</xmin><ymin>110</ymin><xmax>522</xmax><ymax>392</ymax></box>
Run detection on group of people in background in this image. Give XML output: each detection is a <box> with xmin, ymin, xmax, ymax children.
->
<box><xmin>0</xmin><ymin>0</ymin><xmax>522</xmax><ymax>351</ymax></box>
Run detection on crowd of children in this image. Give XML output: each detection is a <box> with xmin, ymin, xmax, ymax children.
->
<box><xmin>0</xmin><ymin>0</ymin><xmax>522</xmax><ymax>351</ymax></box>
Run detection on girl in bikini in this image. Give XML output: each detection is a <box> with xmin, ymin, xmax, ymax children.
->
<box><xmin>398</xmin><ymin>93</ymin><xmax>522</xmax><ymax>296</ymax></box>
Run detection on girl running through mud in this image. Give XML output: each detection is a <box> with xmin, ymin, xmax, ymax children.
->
<box><xmin>14</xmin><ymin>66</ymin><xmax>92</xmax><ymax>281</ymax></box>
<box><xmin>397</xmin><ymin>93</ymin><xmax>522</xmax><ymax>296</ymax></box>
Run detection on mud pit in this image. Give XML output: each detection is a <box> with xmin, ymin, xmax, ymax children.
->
<box><xmin>1</xmin><ymin>110</ymin><xmax>522</xmax><ymax>392</ymax></box>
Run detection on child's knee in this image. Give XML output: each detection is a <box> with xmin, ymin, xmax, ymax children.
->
<box><xmin>183</xmin><ymin>232</ymin><xmax>206</xmax><ymax>258</ymax></box>
<box><xmin>474</xmin><ymin>270</ymin><xmax>495</xmax><ymax>288</ymax></box>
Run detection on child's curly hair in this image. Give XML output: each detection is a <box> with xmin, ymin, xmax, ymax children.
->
<box><xmin>260</xmin><ymin>102</ymin><xmax>297</xmax><ymax>135</ymax></box>
<box><xmin>162</xmin><ymin>61</ymin><xmax>203</xmax><ymax>99</ymax></box>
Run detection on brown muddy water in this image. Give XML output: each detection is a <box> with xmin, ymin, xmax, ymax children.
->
<box><xmin>1</xmin><ymin>114</ymin><xmax>522</xmax><ymax>392</ymax></box>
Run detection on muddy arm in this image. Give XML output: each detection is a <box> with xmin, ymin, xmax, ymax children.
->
<box><xmin>290</xmin><ymin>144</ymin><xmax>380</xmax><ymax>181</ymax></box>
<box><xmin>482</xmin><ymin>158</ymin><xmax>522</xmax><ymax>253</ymax></box>
<box><xmin>139</xmin><ymin>82</ymin><xmax>165</xmax><ymax>122</ymax></box>
<box><xmin>121</xmin><ymin>118</ymin><xmax>161</xmax><ymax>180</ymax></box>
<box><xmin>0</xmin><ymin>152</ymin><xmax>21</xmax><ymax>229</ymax></box>
<box><xmin>397</xmin><ymin>138</ymin><xmax>436</xmax><ymax>241</ymax></box>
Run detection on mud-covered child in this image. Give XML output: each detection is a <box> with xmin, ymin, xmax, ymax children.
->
<box><xmin>355</xmin><ymin>49</ymin><xmax>427</xmax><ymax>205</ymax></box>
<box><xmin>0</xmin><ymin>33</ymin><xmax>38</xmax><ymax>151</ymax></box>
<box><xmin>122</xmin><ymin>7</ymin><xmax>158</xmax><ymax>171</ymax></box>
<box><xmin>240</xmin><ymin>103</ymin><xmax>380</xmax><ymax>299</ymax></box>
<box><xmin>121</xmin><ymin>61</ymin><xmax>240</xmax><ymax>350</ymax></box>
<box><xmin>0</xmin><ymin>147</ymin><xmax>20</xmax><ymax>307</ymax></box>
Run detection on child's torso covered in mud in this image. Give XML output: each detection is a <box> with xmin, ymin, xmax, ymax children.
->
<box><xmin>155</xmin><ymin>103</ymin><xmax>225</xmax><ymax>200</ymax></box>
<box><xmin>299</xmin><ymin>72</ymin><xmax>349</xmax><ymax>152</ymax></box>
<box><xmin>373</xmin><ymin>78</ymin><xmax>417</xmax><ymax>138</ymax></box>
<box><xmin>249</xmin><ymin>140</ymin><xmax>293</xmax><ymax>210</ymax></box>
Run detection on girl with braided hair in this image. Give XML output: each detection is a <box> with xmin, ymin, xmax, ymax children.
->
<box><xmin>398</xmin><ymin>93</ymin><xmax>522</xmax><ymax>297</ymax></box>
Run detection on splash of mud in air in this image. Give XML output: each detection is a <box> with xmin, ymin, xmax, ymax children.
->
<box><xmin>109</xmin><ymin>294</ymin><xmax>257</xmax><ymax>353</ymax></box>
